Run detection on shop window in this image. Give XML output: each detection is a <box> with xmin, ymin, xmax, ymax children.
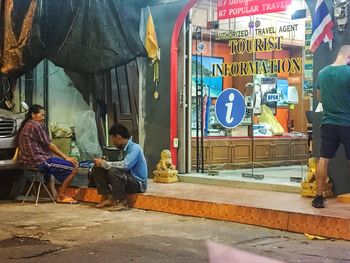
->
<box><xmin>189</xmin><ymin>0</ymin><xmax>311</xmax><ymax>174</ymax></box>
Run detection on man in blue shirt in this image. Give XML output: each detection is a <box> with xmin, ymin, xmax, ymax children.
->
<box><xmin>93</xmin><ymin>124</ymin><xmax>147</xmax><ymax>209</ymax></box>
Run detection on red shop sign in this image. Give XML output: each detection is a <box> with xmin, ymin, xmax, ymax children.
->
<box><xmin>217</xmin><ymin>0</ymin><xmax>292</xmax><ymax>20</ymax></box>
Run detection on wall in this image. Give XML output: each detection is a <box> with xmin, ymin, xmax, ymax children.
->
<box><xmin>144</xmin><ymin>1</ymin><xmax>190</xmax><ymax>176</ymax></box>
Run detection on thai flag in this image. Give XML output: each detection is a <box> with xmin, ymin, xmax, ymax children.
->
<box><xmin>310</xmin><ymin>0</ymin><xmax>334</xmax><ymax>53</ymax></box>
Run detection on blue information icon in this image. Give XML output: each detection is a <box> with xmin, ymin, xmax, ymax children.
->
<box><xmin>215</xmin><ymin>88</ymin><xmax>246</xmax><ymax>129</ymax></box>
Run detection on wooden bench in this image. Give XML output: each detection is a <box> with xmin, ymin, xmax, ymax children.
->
<box><xmin>0</xmin><ymin>148</ymin><xmax>38</xmax><ymax>171</ymax></box>
<box><xmin>0</xmin><ymin>159</ymin><xmax>34</xmax><ymax>171</ymax></box>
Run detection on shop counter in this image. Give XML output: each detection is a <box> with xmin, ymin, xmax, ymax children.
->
<box><xmin>191</xmin><ymin>136</ymin><xmax>308</xmax><ymax>169</ymax></box>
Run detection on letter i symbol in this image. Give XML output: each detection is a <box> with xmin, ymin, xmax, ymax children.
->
<box><xmin>225</xmin><ymin>93</ymin><xmax>234</xmax><ymax>124</ymax></box>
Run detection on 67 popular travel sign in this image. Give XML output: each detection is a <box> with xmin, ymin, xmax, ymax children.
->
<box><xmin>217</xmin><ymin>0</ymin><xmax>292</xmax><ymax>20</ymax></box>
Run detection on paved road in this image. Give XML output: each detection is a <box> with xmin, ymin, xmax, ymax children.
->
<box><xmin>0</xmin><ymin>201</ymin><xmax>349</xmax><ymax>263</ymax></box>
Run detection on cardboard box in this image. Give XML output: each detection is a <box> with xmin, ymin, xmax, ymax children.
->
<box><xmin>52</xmin><ymin>137</ymin><xmax>71</xmax><ymax>156</ymax></box>
<box><xmin>227</xmin><ymin>126</ymin><xmax>248</xmax><ymax>137</ymax></box>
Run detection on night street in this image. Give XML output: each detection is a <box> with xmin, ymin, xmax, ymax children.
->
<box><xmin>0</xmin><ymin>201</ymin><xmax>349</xmax><ymax>263</ymax></box>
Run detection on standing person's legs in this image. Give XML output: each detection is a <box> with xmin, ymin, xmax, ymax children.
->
<box><xmin>313</xmin><ymin>125</ymin><xmax>339</xmax><ymax>208</ymax></box>
<box><xmin>315</xmin><ymin>157</ymin><xmax>330</xmax><ymax>196</ymax></box>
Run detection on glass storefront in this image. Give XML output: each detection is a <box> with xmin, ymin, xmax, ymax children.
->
<box><xmin>187</xmin><ymin>0</ymin><xmax>311</xmax><ymax>188</ymax></box>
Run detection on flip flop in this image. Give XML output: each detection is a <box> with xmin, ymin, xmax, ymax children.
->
<box><xmin>56</xmin><ymin>197</ymin><xmax>79</xmax><ymax>204</ymax></box>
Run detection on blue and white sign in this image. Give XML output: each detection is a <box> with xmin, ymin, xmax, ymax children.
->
<box><xmin>215</xmin><ymin>88</ymin><xmax>246</xmax><ymax>129</ymax></box>
<box><xmin>267</xmin><ymin>93</ymin><xmax>279</xmax><ymax>102</ymax></box>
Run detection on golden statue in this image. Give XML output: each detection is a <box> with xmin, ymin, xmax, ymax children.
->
<box><xmin>301</xmin><ymin>157</ymin><xmax>333</xmax><ymax>197</ymax></box>
<box><xmin>153</xmin><ymin>150</ymin><xmax>178</xmax><ymax>183</ymax></box>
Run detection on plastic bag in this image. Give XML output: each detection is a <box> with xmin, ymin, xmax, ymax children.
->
<box><xmin>69</xmin><ymin>141</ymin><xmax>81</xmax><ymax>162</ymax></box>
<box><xmin>73</xmin><ymin>110</ymin><xmax>102</xmax><ymax>161</ymax></box>
<box><xmin>258</xmin><ymin>105</ymin><xmax>284</xmax><ymax>136</ymax></box>
<box><xmin>50</xmin><ymin>123</ymin><xmax>72</xmax><ymax>138</ymax></box>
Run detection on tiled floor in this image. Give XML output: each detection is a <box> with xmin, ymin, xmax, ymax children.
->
<box><xmin>65</xmin><ymin>179</ymin><xmax>350</xmax><ymax>241</ymax></box>
<box><xmin>181</xmin><ymin>165</ymin><xmax>307</xmax><ymax>193</ymax></box>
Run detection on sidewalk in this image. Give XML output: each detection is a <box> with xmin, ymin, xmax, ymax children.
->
<box><xmin>65</xmin><ymin>180</ymin><xmax>350</xmax><ymax>241</ymax></box>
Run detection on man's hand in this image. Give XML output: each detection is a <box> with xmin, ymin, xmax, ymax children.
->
<box><xmin>94</xmin><ymin>158</ymin><xmax>104</xmax><ymax>167</ymax></box>
<box><xmin>66</xmin><ymin>156</ymin><xmax>78</xmax><ymax>166</ymax></box>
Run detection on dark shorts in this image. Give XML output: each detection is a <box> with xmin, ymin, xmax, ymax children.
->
<box><xmin>38</xmin><ymin>157</ymin><xmax>75</xmax><ymax>183</ymax></box>
<box><xmin>320</xmin><ymin>124</ymin><xmax>350</xmax><ymax>160</ymax></box>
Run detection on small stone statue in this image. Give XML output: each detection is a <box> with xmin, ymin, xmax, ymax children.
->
<box><xmin>156</xmin><ymin>150</ymin><xmax>176</xmax><ymax>170</ymax></box>
<box><xmin>153</xmin><ymin>149</ymin><xmax>178</xmax><ymax>183</ymax></box>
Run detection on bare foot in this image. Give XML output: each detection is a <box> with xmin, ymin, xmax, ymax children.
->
<box><xmin>107</xmin><ymin>199</ymin><xmax>129</xmax><ymax>211</ymax></box>
<box><xmin>96</xmin><ymin>199</ymin><xmax>117</xmax><ymax>208</ymax></box>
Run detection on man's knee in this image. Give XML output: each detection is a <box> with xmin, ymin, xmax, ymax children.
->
<box><xmin>109</xmin><ymin>168</ymin><xmax>127</xmax><ymax>180</ymax></box>
<box><xmin>92</xmin><ymin>166</ymin><xmax>108</xmax><ymax>180</ymax></box>
<box><xmin>71</xmin><ymin>165</ymin><xmax>79</xmax><ymax>176</ymax></box>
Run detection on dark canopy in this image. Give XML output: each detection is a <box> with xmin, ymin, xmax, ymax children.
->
<box><xmin>0</xmin><ymin>0</ymin><xmax>147</xmax><ymax>77</ymax></box>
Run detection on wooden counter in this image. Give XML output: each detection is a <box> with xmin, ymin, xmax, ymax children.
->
<box><xmin>192</xmin><ymin>136</ymin><xmax>308</xmax><ymax>169</ymax></box>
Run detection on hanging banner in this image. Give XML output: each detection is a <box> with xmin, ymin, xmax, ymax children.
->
<box><xmin>217</xmin><ymin>0</ymin><xmax>292</xmax><ymax>20</ymax></box>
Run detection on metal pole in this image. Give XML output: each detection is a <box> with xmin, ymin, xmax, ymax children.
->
<box><xmin>200</xmin><ymin>50</ymin><xmax>204</xmax><ymax>173</ymax></box>
<box><xmin>43</xmin><ymin>59</ymin><xmax>49</xmax><ymax>129</ymax></box>
<box><xmin>195</xmin><ymin>27</ymin><xmax>201</xmax><ymax>172</ymax></box>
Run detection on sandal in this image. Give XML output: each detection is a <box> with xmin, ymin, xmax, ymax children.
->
<box><xmin>56</xmin><ymin>197</ymin><xmax>79</xmax><ymax>204</ymax></box>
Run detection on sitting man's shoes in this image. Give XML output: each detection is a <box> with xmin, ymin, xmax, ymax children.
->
<box><xmin>312</xmin><ymin>195</ymin><xmax>326</xmax><ymax>208</ymax></box>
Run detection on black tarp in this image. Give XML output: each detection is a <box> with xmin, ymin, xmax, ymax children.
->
<box><xmin>0</xmin><ymin>0</ymin><xmax>147</xmax><ymax>77</ymax></box>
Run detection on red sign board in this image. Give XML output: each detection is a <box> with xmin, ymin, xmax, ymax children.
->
<box><xmin>217</xmin><ymin>0</ymin><xmax>292</xmax><ymax>20</ymax></box>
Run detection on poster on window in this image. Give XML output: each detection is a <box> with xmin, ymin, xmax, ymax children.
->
<box><xmin>254</xmin><ymin>77</ymin><xmax>277</xmax><ymax>114</ymax></box>
<box><xmin>192</xmin><ymin>55</ymin><xmax>223</xmax><ymax>98</ymax></box>
<box><xmin>276</xmin><ymin>79</ymin><xmax>289</xmax><ymax>106</ymax></box>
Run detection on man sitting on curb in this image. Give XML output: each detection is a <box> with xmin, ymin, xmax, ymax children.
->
<box><xmin>92</xmin><ymin>123</ymin><xmax>148</xmax><ymax>210</ymax></box>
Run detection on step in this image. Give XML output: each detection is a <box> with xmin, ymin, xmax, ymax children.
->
<box><xmin>64</xmin><ymin>181</ymin><xmax>350</xmax><ymax>241</ymax></box>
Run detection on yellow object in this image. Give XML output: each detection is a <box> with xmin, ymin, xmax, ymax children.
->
<box><xmin>52</xmin><ymin>137</ymin><xmax>71</xmax><ymax>156</ymax></box>
<box><xmin>154</xmin><ymin>91</ymin><xmax>159</xmax><ymax>99</ymax></box>
<box><xmin>301</xmin><ymin>157</ymin><xmax>333</xmax><ymax>197</ymax></box>
<box><xmin>153</xmin><ymin>149</ymin><xmax>178</xmax><ymax>183</ymax></box>
<box><xmin>153</xmin><ymin>60</ymin><xmax>159</xmax><ymax>83</ymax></box>
<box><xmin>12</xmin><ymin>147</ymin><xmax>19</xmax><ymax>160</ymax></box>
<box><xmin>50</xmin><ymin>123</ymin><xmax>72</xmax><ymax>138</ymax></box>
<box><xmin>304</xmin><ymin>233</ymin><xmax>327</xmax><ymax>240</ymax></box>
<box><xmin>337</xmin><ymin>193</ymin><xmax>350</xmax><ymax>203</ymax></box>
<box><xmin>153</xmin><ymin>170</ymin><xmax>179</xmax><ymax>183</ymax></box>
<box><xmin>259</xmin><ymin>105</ymin><xmax>284</xmax><ymax>135</ymax></box>
<box><xmin>145</xmin><ymin>11</ymin><xmax>160</xmax><ymax>61</ymax></box>
<box><xmin>145</xmin><ymin>9</ymin><xmax>160</xmax><ymax>85</ymax></box>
